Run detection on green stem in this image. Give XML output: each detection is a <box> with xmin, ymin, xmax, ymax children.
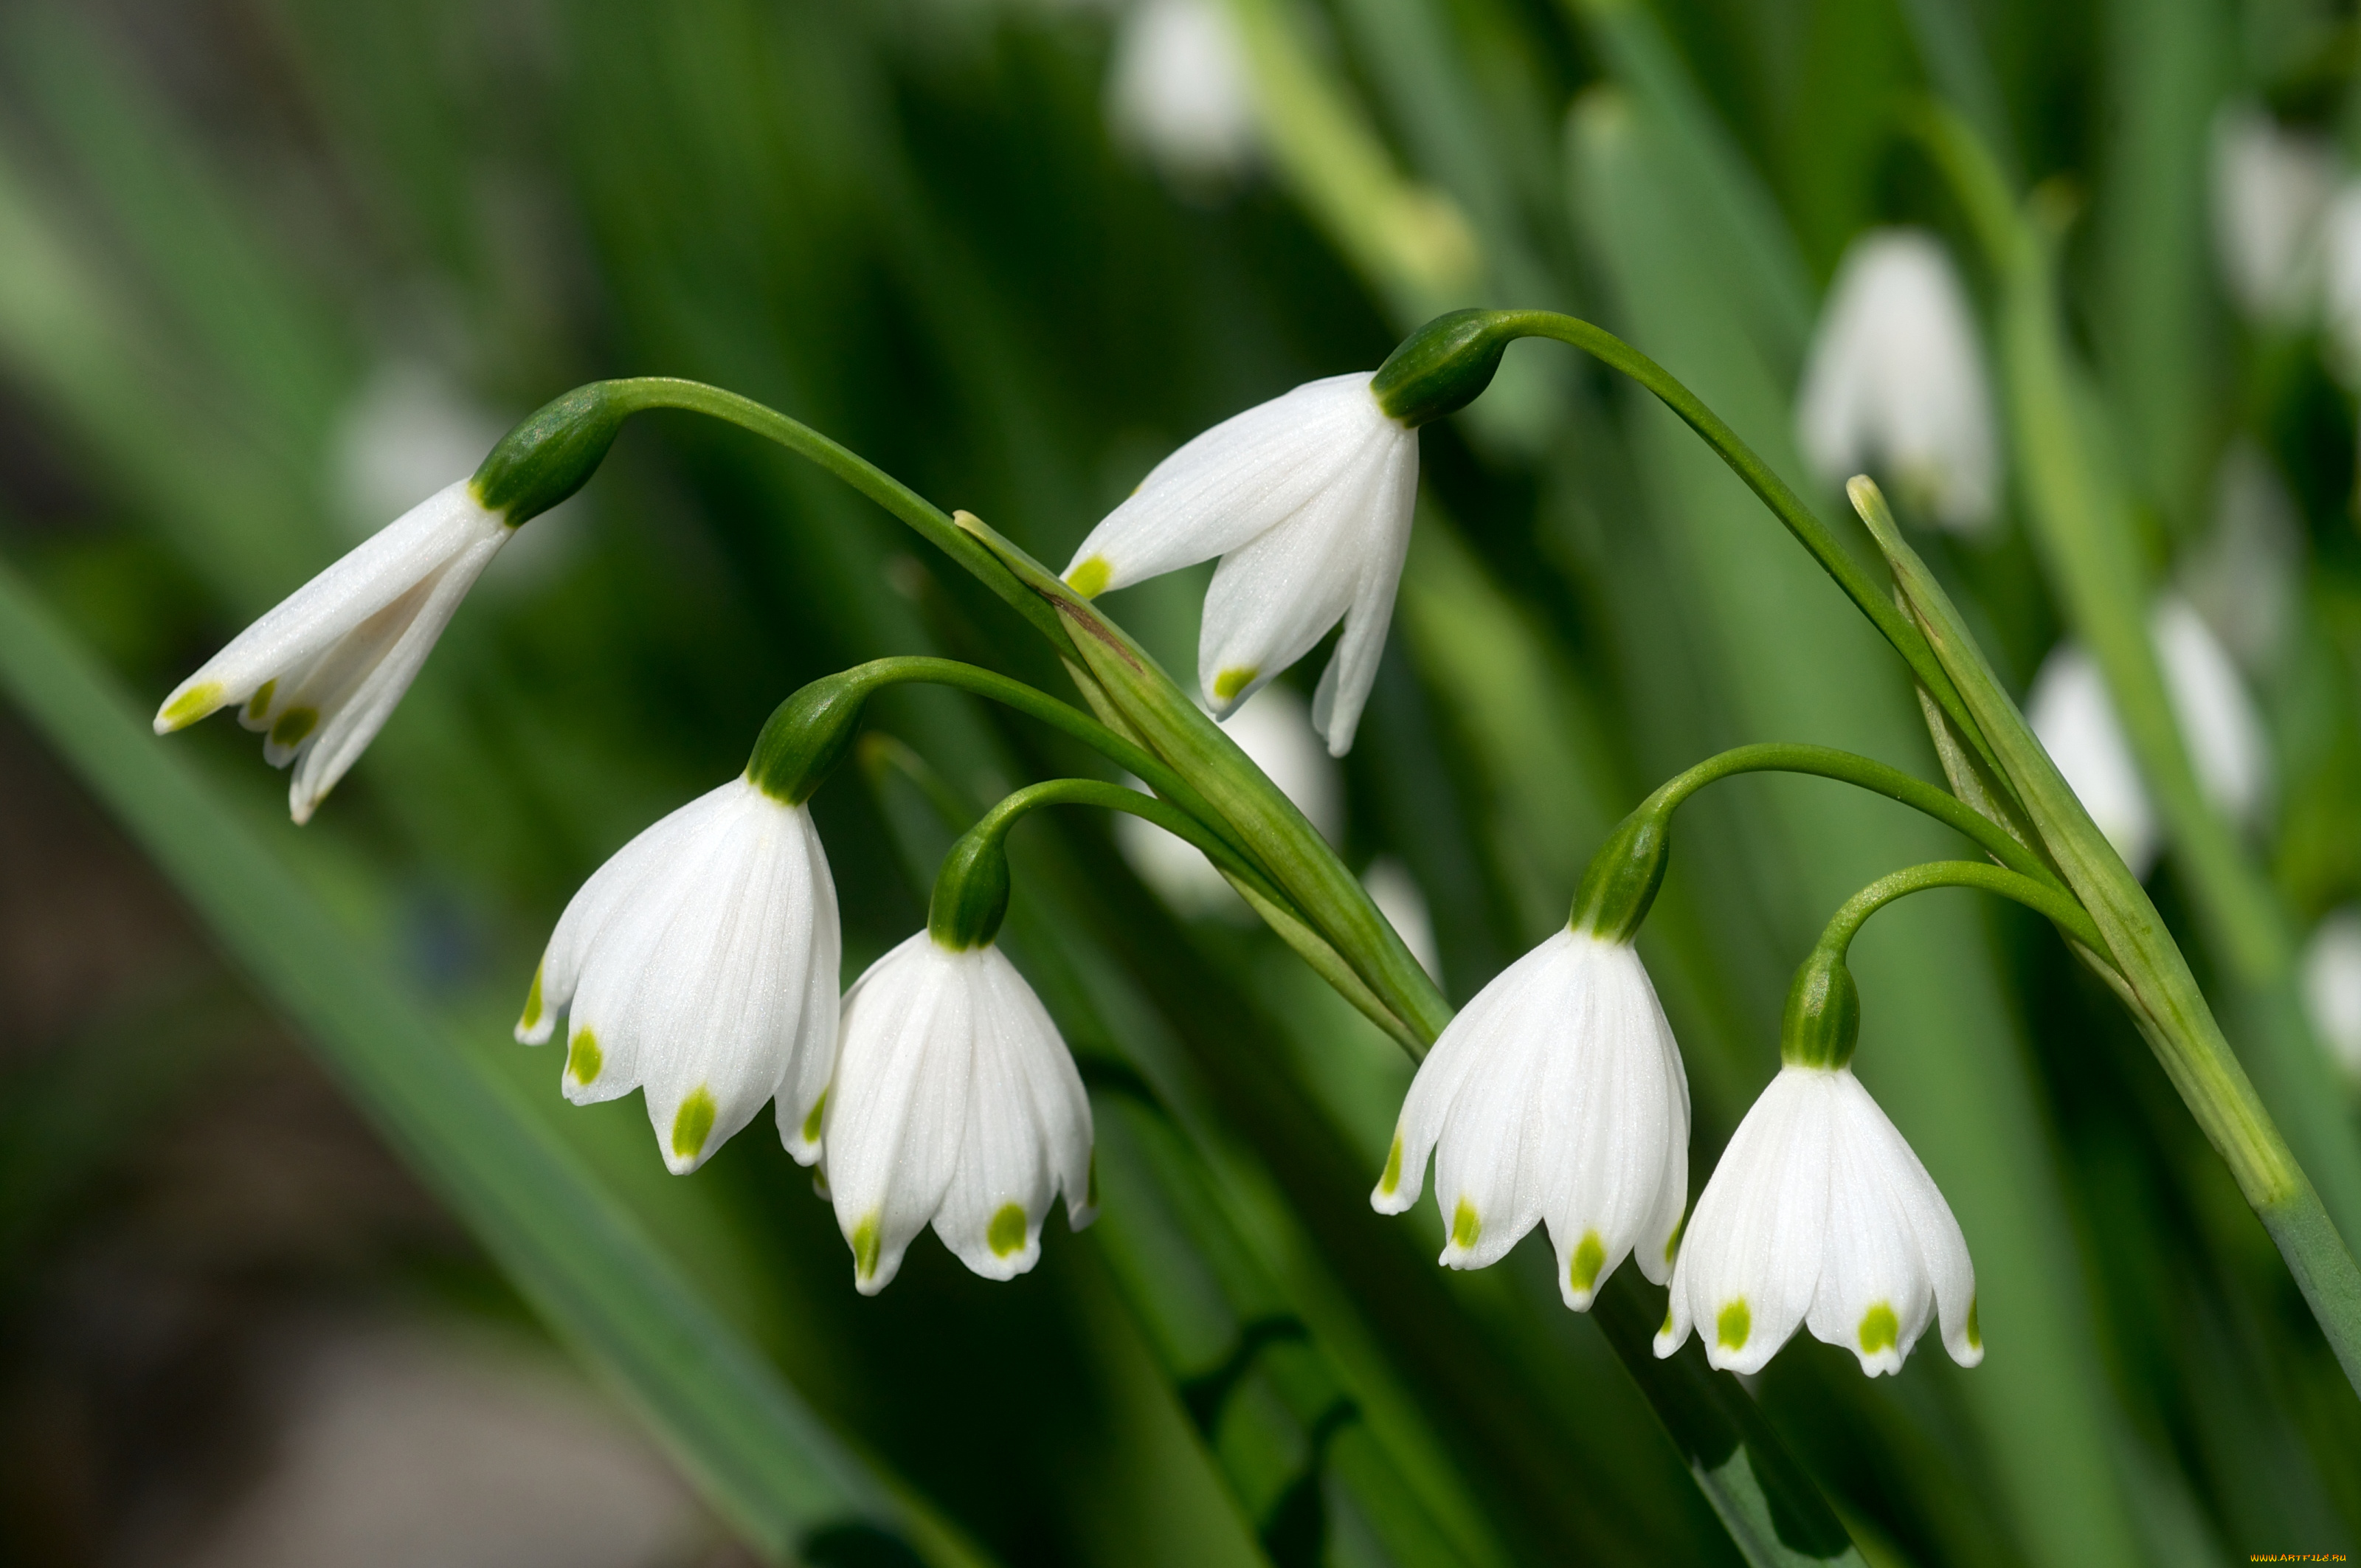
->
<box><xmin>1642</xmin><ymin>742</ymin><xmax>2061</xmax><ymax>888</ymax></box>
<box><xmin>812</xmin><ymin>657</ymin><xmax>1256</xmax><ymax>866</ymax></box>
<box><xmin>601</xmin><ymin>378</ymin><xmax>1079</xmax><ymax>658</ymax></box>
<box><xmin>1817</xmin><ymin>860</ymin><xmax>2106</xmax><ymax>960</ymax></box>
<box><xmin>971</xmin><ymin>778</ymin><xmax>1293</xmax><ymax>909</ymax></box>
<box><xmin>1487</xmin><ymin>313</ymin><xmax>2003</xmax><ymax>785</ymax></box>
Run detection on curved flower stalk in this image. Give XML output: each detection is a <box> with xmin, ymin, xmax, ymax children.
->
<box><xmin>1061</xmin><ymin>370</ymin><xmax>1418</xmax><ymax>756</ymax></box>
<box><xmin>2026</xmin><ymin>596</ymin><xmax>2270</xmax><ymax>877</ymax></box>
<box><xmin>153</xmin><ymin>479</ymin><xmax>511</xmax><ymax>822</ymax></box>
<box><xmin>1371</xmin><ymin>926</ymin><xmax>1687</xmax><ymax>1310</ymax></box>
<box><xmin>822</xmin><ymin>931</ymin><xmax>1096</xmax><ymax>1294</ymax></box>
<box><xmin>1797</xmin><ymin>229</ymin><xmax>1997</xmax><ymax>533</ymax></box>
<box><xmin>516</xmin><ymin>773</ymin><xmax>841</xmax><ymax>1175</ymax></box>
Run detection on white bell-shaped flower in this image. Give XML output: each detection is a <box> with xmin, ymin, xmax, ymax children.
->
<box><xmin>823</xmin><ymin>932</ymin><xmax>1095</xmax><ymax>1295</ymax></box>
<box><xmin>1656</xmin><ymin>1063</ymin><xmax>1981</xmax><ymax>1377</ymax></box>
<box><xmin>2027</xmin><ymin>596</ymin><xmax>2270</xmax><ymax>877</ymax></box>
<box><xmin>1371</xmin><ymin>928</ymin><xmax>1687</xmax><ymax>1310</ymax></box>
<box><xmin>516</xmin><ymin>774</ymin><xmax>840</xmax><ymax>1176</ymax></box>
<box><xmin>153</xmin><ymin>479</ymin><xmax>510</xmax><ymax>823</ymax></box>
<box><xmin>1062</xmin><ymin>371</ymin><xmax>1418</xmax><ymax>756</ymax></box>
<box><xmin>1107</xmin><ymin>0</ymin><xmax>1257</xmax><ymax>183</ymax></box>
<box><xmin>1796</xmin><ymin>229</ymin><xmax>1997</xmax><ymax>533</ymax></box>
<box><xmin>2211</xmin><ymin>103</ymin><xmax>2336</xmax><ymax>326</ymax></box>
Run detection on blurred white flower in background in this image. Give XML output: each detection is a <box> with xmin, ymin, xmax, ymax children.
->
<box><xmin>332</xmin><ymin>361</ymin><xmax>571</xmax><ymax>591</ymax></box>
<box><xmin>2210</xmin><ymin>103</ymin><xmax>2336</xmax><ymax>326</ymax></box>
<box><xmin>1118</xmin><ymin>684</ymin><xmax>1338</xmax><ymax>916</ymax></box>
<box><xmin>2320</xmin><ymin>185</ymin><xmax>2361</xmax><ymax>379</ymax></box>
<box><xmin>1107</xmin><ymin>0</ymin><xmax>1257</xmax><ymax>184</ymax></box>
<box><xmin>2182</xmin><ymin>441</ymin><xmax>2303</xmax><ymax>677</ymax></box>
<box><xmin>2301</xmin><ymin>908</ymin><xmax>2361</xmax><ymax>1085</ymax></box>
<box><xmin>2027</xmin><ymin>597</ymin><xmax>2271</xmax><ymax>878</ymax></box>
<box><xmin>1797</xmin><ymin>229</ymin><xmax>1997</xmax><ymax>534</ymax></box>
<box><xmin>1361</xmin><ymin>855</ymin><xmax>1439</xmax><ymax>980</ymax></box>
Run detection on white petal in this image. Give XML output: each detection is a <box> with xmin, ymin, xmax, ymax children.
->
<box><xmin>1673</xmin><ymin>1067</ymin><xmax>1835</xmax><ymax>1375</ymax></box>
<box><xmin>1804</xmin><ymin>1072</ymin><xmax>1935</xmax><ymax>1375</ymax></box>
<box><xmin>2154</xmin><ymin>597</ymin><xmax>2270</xmax><ymax>829</ymax></box>
<box><xmin>1195</xmin><ymin>469</ymin><xmax>1375</xmax><ymax>716</ymax></box>
<box><xmin>1063</xmin><ymin>373</ymin><xmax>1386</xmax><ymax>592</ymax></box>
<box><xmin>154</xmin><ymin>481</ymin><xmax>499</xmax><ymax>731</ymax></box>
<box><xmin>823</xmin><ymin>936</ymin><xmax>975</xmax><ymax>1294</ymax></box>
<box><xmin>1835</xmin><ymin>1071</ymin><xmax>1980</xmax><ymax>1368</ymax></box>
<box><xmin>773</xmin><ymin>805</ymin><xmax>844</xmax><ymax>1166</ymax></box>
<box><xmin>287</xmin><ymin>532</ymin><xmax>505</xmax><ymax>822</ymax></box>
<box><xmin>1308</xmin><ymin>432</ymin><xmax>1417</xmax><ymax>755</ymax></box>
<box><xmin>1106</xmin><ymin>0</ymin><xmax>1257</xmax><ymax>179</ymax></box>
<box><xmin>2211</xmin><ymin>103</ymin><xmax>2334</xmax><ymax>325</ymax></box>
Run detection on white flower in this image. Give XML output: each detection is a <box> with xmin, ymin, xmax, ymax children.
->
<box><xmin>2323</xmin><ymin>184</ymin><xmax>2361</xmax><ymax>381</ymax></box>
<box><xmin>2211</xmin><ymin>103</ymin><xmax>2336</xmax><ymax>326</ymax></box>
<box><xmin>2302</xmin><ymin>908</ymin><xmax>2361</xmax><ymax>1085</ymax></box>
<box><xmin>1107</xmin><ymin>0</ymin><xmax>1257</xmax><ymax>182</ymax></box>
<box><xmin>515</xmin><ymin>775</ymin><xmax>840</xmax><ymax>1176</ymax></box>
<box><xmin>1371</xmin><ymin>928</ymin><xmax>1687</xmax><ymax>1310</ymax></box>
<box><xmin>153</xmin><ymin>480</ymin><xmax>510</xmax><ymax>823</ymax></box>
<box><xmin>1796</xmin><ymin>229</ymin><xmax>1997</xmax><ymax>533</ymax></box>
<box><xmin>1063</xmin><ymin>371</ymin><xmax>1417</xmax><ymax>756</ymax></box>
<box><xmin>1362</xmin><ymin>855</ymin><xmax>1439</xmax><ymax>980</ymax></box>
<box><xmin>1116</xmin><ymin>685</ymin><xmax>1340</xmax><ymax>916</ymax></box>
<box><xmin>823</xmin><ymin>933</ymin><xmax>1095</xmax><ymax>1294</ymax></box>
<box><xmin>2184</xmin><ymin>442</ymin><xmax>2301</xmax><ymax>675</ymax></box>
<box><xmin>1656</xmin><ymin>1063</ymin><xmax>1980</xmax><ymax>1377</ymax></box>
<box><xmin>2027</xmin><ymin>596</ymin><xmax>2270</xmax><ymax>877</ymax></box>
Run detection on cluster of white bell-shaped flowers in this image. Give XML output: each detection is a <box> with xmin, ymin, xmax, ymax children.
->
<box><xmin>153</xmin><ymin>478</ymin><xmax>514</xmax><ymax>823</ymax></box>
<box><xmin>1062</xmin><ymin>369</ymin><xmax>1420</xmax><ymax>757</ymax></box>
<box><xmin>1796</xmin><ymin>229</ymin><xmax>1997</xmax><ymax>535</ymax></box>
<box><xmin>514</xmin><ymin>697</ymin><xmax>1096</xmax><ymax>1291</ymax></box>
<box><xmin>2026</xmin><ymin>595</ymin><xmax>2270</xmax><ymax>878</ymax></box>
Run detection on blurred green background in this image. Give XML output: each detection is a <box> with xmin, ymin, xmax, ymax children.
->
<box><xmin>1</xmin><ymin>0</ymin><xmax>2359</xmax><ymax>1564</ymax></box>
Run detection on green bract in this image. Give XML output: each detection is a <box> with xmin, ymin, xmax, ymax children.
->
<box><xmin>1781</xmin><ymin>948</ymin><xmax>1861</xmax><ymax>1070</ymax></box>
<box><xmin>1369</xmin><ymin>307</ymin><xmax>1515</xmax><ymax>427</ymax></box>
<box><xmin>469</xmin><ymin>382</ymin><xmax>632</xmax><ymax>527</ymax></box>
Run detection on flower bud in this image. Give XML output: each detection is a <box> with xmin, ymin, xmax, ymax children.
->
<box><xmin>1781</xmin><ymin>947</ymin><xmax>1861</xmax><ymax>1070</ymax></box>
<box><xmin>1567</xmin><ymin>807</ymin><xmax>1671</xmax><ymax>943</ymax></box>
<box><xmin>1369</xmin><ymin>308</ymin><xmax>1517</xmax><ymax>428</ymax></box>
<box><xmin>746</xmin><ymin>671</ymin><xmax>872</xmax><ymax>806</ymax></box>
<box><xmin>469</xmin><ymin>382</ymin><xmax>631</xmax><ymax>527</ymax></box>
<box><xmin>928</xmin><ymin>826</ymin><xmax>1014</xmax><ymax>952</ymax></box>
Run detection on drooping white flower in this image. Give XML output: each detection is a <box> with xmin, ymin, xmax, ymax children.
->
<box><xmin>1656</xmin><ymin>1063</ymin><xmax>1980</xmax><ymax>1377</ymax></box>
<box><xmin>2211</xmin><ymin>103</ymin><xmax>2336</xmax><ymax>326</ymax></box>
<box><xmin>2301</xmin><ymin>908</ymin><xmax>2361</xmax><ymax>1085</ymax></box>
<box><xmin>1796</xmin><ymin>229</ymin><xmax>1997</xmax><ymax>533</ymax></box>
<box><xmin>516</xmin><ymin>774</ymin><xmax>840</xmax><ymax>1176</ymax></box>
<box><xmin>1372</xmin><ymin>928</ymin><xmax>1687</xmax><ymax>1311</ymax></box>
<box><xmin>823</xmin><ymin>932</ymin><xmax>1095</xmax><ymax>1294</ymax></box>
<box><xmin>153</xmin><ymin>480</ymin><xmax>510</xmax><ymax>823</ymax></box>
<box><xmin>1116</xmin><ymin>685</ymin><xmax>1340</xmax><ymax>916</ymax></box>
<box><xmin>1063</xmin><ymin>371</ymin><xmax>1418</xmax><ymax>756</ymax></box>
<box><xmin>2027</xmin><ymin>596</ymin><xmax>2271</xmax><ymax>877</ymax></box>
<box><xmin>1107</xmin><ymin>0</ymin><xmax>1258</xmax><ymax>183</ymax></box>
<box><xmin>2322</xmin><ymin>184</ymin><xmax>2361</xmax><ymax>381</ymax></box>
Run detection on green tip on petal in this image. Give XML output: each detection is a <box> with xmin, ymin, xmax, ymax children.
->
<box><xmin>269</xmin><ymin>705</ymin><xmax>319</xmax><ymax>749</ymax></box>
<box><xmin>1569</xmin><ymin>1231</ymin><xmax>1606</xmax><ymax>1296</ymax></box>
<box><xmin>1715</xmin><ymin>1299</ymin><xmax>1751</xmax><ymax>1352</ymax></box>
<box><xmin>670</xmin><ymin>1086</ymin><xmax>716</xmax><ymax>1162</ymax></box>
<box><xmin>1065</xmin><ymin>555</ymin><xmax>1112</xmax><ymax>598</ymax></box>
<box><xmin>1212</xmin><ymin>665</ymin><xmax>1258</xmax><ymax>702</ymax></box>
<box><xmin>1859</xmin><ymin>1302</ymin><xmax>1899</xmax><ymax>1355</ymax></box>
<box><xmin>1377</xmin><ymin>1135</ymin><xmax>1403</xmax><ymax>1196</ymax></box>
<box><xmin>852</xmin><ymin>1215</ymin><xmax>882</xmax><ymax>1279</ymax></box>
<box><xmin>243</xmin><ymin>680</ymin><xmax>277</xmax><ymax>722</ymax></box>
<box><xmin>565</xmin><ymin>1026</ymin><xmax>601</xmax><ymax>1085</ymax></box>
<box><xmin>1966</xmin><ymin>1296</ymin><xmax>1981</xmax><ymax>1350</ymax></box>
<box><xmin>799</xmin><ymin>1090</ymin><xmax>826</xmax><ymax>1145</ymax></box>
<box><xmin>518</xmin><ymin>966</ymin><xmax>545</xmax><ymax>1035</ymax></box>
<box><xmin>158</xmin><ymin>681</ymin><xmax>225</xmax><ymax>731</ymax></box>
<box><xmin>987</xmin><ymin>1203</ymin><xmax>1029</xmax><ymax>1258</ymax></box>
<box><xmin>1451</xmin><ymin>1198</ymin><xmax>1482</xmax><ymax>1249</ymax></box>
<box><xmin>1665</xmin><ymin>1209</ymin><xmax>1686</xmax><ymax>1265</ymax></box>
